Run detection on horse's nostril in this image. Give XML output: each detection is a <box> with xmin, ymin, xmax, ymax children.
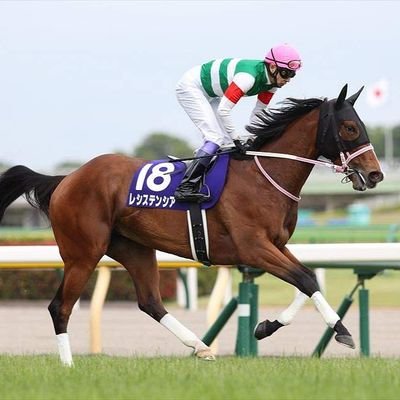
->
<box><xmin>368</xmin><ymin>171</ymin><xmax>384</xmax><ymax>183</ymax></box>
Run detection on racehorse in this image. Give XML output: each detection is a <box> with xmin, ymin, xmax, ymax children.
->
<box><xmin>0</xmin><ymin>84</ymin><xmax>383</xmax><ymax>365</ymax></box>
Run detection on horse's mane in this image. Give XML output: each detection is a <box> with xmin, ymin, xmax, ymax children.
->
<box><xmin>246</xmin><ymin>97</ymin><xmax>325</xmax><ymax>149</ymax></box>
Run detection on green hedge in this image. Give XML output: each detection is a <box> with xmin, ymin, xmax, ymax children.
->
<box><xmin>0</xmin><ymin>269</ymin><xmax>177</xmax><ymax>301</ymax></box>
<box><xmin>0</xmin><ymin>267</ymin><xmax>218</xmax><ymax>302</ymax></box>
<box><xmin>290</xmin><ymin>224</ymin><xmax>399</xmax><ymax>243</ymax></box>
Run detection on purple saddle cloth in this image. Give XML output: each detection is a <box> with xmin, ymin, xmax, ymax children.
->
<box><xmin>127</xmin><ymin>154</ymin><xmax>230</xmax><ymax>210</ymax></box>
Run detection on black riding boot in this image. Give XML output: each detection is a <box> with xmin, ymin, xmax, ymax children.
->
<box><xmin>174</xmin><ymin>150</ymin><xmax>213</xmax><ymax>203</ymax></box>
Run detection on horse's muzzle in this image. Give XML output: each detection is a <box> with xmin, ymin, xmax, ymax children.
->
<box><xmin>352</xmin><ymin>169</ymin><xmax>384</xmax><ymax>191</ymax></box>
<box><xmin>367</xmin><ymin>170</ymin><xmax>384</xmax><ymax>187</ymax></box>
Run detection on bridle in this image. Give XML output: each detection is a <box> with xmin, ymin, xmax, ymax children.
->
<box><xmin>246</xmin><ymin>145</ymin><xmax>374</xmax><ymax>202</ymax></box>
<box><xmin>245</xmin><ymin>99</ymin><xmax>375</xmax><ymax>202</ymax></box>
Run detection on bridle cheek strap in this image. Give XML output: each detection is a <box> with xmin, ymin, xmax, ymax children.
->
<box><xmin>251</xmin><ymin>143</ymin><xmax>375</xmax><ymax>203</ymax></box>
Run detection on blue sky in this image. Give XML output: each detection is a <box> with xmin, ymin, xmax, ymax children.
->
<box><xmin>0</xmin><ymin>1</ymin><xmax>398</xmax><ymax>171</ymax></box>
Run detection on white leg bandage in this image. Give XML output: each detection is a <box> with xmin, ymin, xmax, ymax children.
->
<box><xmin>160</xmin><ymin>314</ymin><xmax>208</xmax><ymax>353</ymax></box>
<box><xmin>277</xmin><ymin>291</ymin><xmax>308</xmax><ymax>326</ymax></box>
<box><xmin>56</xmin><ymin>333</ymin><xmax>73</xmax><ymax>367</ymax></box>
<box><xmin>311</xmin><ymin>291</ymin><xmax>340</xmax><ymax>328</ymax></box>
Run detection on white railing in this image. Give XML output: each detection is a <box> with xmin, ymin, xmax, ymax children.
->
<box><xmin>2</xmin><ymin>243</ymin><xmax>399</xmax><ymax>266</ymax></box>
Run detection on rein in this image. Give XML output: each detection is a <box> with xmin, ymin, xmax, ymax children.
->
<box><xmin>246</xmin><ymin>144</ymin><xmax>375</xmax><ymax>202</ymax></box>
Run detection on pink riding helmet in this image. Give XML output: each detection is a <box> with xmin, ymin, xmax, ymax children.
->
<box><xmin>265</xmin><ymin>44</ymin><xmax>302</xmax><ymax>70</ymax></box>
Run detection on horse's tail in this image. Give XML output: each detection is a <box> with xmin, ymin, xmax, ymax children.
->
<box><xmin>0</xmin><ymin>165</ymin><xmax>66</xmax><ymax>222</ymax></box>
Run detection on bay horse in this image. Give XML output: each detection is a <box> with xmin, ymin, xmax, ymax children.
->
<box><xmin>0</xmin><ymin>85</ymin><xmax>383</xmax><ymax>365</ymax></box>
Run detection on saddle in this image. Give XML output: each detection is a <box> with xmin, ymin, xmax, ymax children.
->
<box><xmin>126</xmin><ymin>154</ymin><xmax>230</xmax><ymax>211</ymax></box>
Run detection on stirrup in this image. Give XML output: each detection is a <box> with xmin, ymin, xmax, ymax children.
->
<box><xmin>174</xmin><ymin>182</ymin><xmax>210</xmax><ymax>203</ymax></box>
<box><xmin>175</xmin><ymin>191</ymin><xmax>210</xmax><ymax>203</ymax></box>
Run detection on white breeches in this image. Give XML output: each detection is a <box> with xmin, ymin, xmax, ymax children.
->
<box><xmin>176</xmin><ymin>66</ymin><xmax>232</xmax><ymax>146</ymax></box>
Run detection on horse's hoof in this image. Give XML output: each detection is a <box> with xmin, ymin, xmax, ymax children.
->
<box><xmin>254</xmin><ymin>321</ymin><xmax>267</xmax><ymax>340</ymax></box>
<box><xmin>335</xmin><ymin>334</ymin><xmax>356</xmax><ymax>349</ymax></box>
<box><xmin>195</xmin><ymin>349</ymin><xmax>216</xmax><ymax>361</ymax></box>
<box><xmin>254</xmin><ymin>319</ymin><xmax>283</xmax><ymax>340</ymax></box>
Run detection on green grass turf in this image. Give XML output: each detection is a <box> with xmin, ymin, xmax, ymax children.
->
<box><xmin>0</xmin><ymin>355</ymin><xmax>399</xmax><ymax>400</ymax></box>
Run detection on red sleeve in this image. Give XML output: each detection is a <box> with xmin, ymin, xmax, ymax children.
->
<box><xmin>258</xmin><ymin>91</ymin><xmax>274</xmax><ymax>105</ymax></box>
<box><xmin>224</xmin><ymin>82</ymin><xmax>245</xmax><ymax>104</ymax></box>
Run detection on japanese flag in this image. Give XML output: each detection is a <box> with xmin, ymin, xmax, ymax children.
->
<box><xmin>366</xmin><ymin>79</ymin><xmax>389</xmax><ymax>108</ymax></box>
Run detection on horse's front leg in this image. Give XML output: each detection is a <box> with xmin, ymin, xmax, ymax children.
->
<box><xmin>250</xmin><ymin>245</ymin><xmax>355</xmax><ymax>349</ymax></box>
<box><xmin>254</xmin><ymin>290</ymin><xmax>308</xmax><ymax>339</ymax></box>
<box><xmin>255</xmin><ymin>246</ymin><xmax>308</xmax><ymax>339</ymax></box>
<box><xmin>107</xmin><ymin>234</ymin><xmax>215</xmax><ymax>361</ymax></box>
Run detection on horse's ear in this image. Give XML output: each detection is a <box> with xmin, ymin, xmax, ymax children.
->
<box><xmin>335</xmin><ymin>84</ymin><xmax>348</xmax><ymax>109</ymax></box>
<box><xmin>347</xmin><ymin>86</ymin><xmax>364</xmax><ymax>106</ymax></box>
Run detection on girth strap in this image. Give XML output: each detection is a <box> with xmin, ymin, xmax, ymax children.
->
<box><xmin>186</xmin><ymin>204</ymin><xmax>211</xmax><ymax>266</ymax></box>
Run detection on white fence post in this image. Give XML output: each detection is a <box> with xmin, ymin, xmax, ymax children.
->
<box><xmin>176</xmin><ymin>267</ymin><xmax>198</xmax><ymax>310</ymax></box>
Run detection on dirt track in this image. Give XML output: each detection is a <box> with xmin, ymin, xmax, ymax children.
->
<box><xmin>0</xmin><ymin>301</ymin><xmax>399</xmax><ymax>358</ymax></box>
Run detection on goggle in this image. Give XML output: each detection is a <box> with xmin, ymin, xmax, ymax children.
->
<box><xmin>277</xmin><ymin>67</ymin><xmax>296</xmax><ymax>79</ymax></box>
<box><xmin>284</xmin><ymin>60</ymin><xmax>302</xmax><ymax>70</ymax></box>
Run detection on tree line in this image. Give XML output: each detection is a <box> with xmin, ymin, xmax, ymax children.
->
<box><xmin>1</xmin><ymin>125</ymin><xmax>399</xmax><ymax>172</ymax></box>
<box><xmin>66</xmin><ymin>125</ymin><xmax>400</xmax><ymax>163</ymax></box>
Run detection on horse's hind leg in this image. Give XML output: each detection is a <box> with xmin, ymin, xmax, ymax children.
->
<box><xmin>48</xmin><ymin>218</ymin><xmax>111</xmax><ymax>366</ymax></box>
<box><xmin>48</xmin><ymin>255</ymin><xmax>100</xmax><ymax>366</ymax></box>
<box><xmin>106</xmin><ymin>233</ymin><xmax>215</xmax><ymax>360</ymax></box>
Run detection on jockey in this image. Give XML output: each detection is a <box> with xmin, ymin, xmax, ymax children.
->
<box><xmin>174</xmin><ymin>43</ymin><xmax>302</xmax><ymax>202</ymax></box>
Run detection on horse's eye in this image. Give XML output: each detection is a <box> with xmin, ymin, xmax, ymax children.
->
<box><xmin>340</xmin><ymin>121</ymin><xmax>360</xmax><ymax>141</ymax></box>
